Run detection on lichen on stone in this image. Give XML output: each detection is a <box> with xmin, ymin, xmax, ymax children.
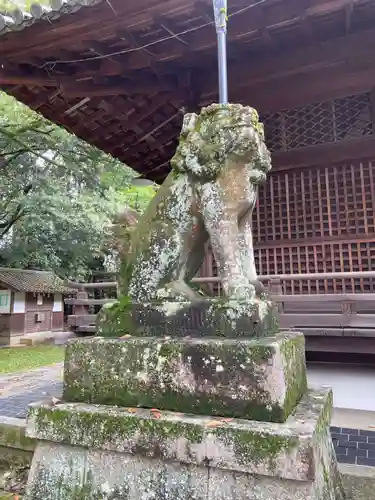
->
<box><xmin>63</xmin><ymin>332</ymin><xmax>305</xmax><ymax>422</ymax></box>
<box><xmin>27</xmin><ymin>400</ymin><xmax>306</xmax><ymax>478</ymax></box>
<box><xmin>96</xmin><ymin>294</ymin><xmax>279</xmax><ymax>340</ymax></box>
<box><xmin>212</xmin><ymin>425</ymin><xmax>299</xmax><ymax>470</ymax></box>
<box><xmin>279</xmin><ymin>333</ymin><xmax>308</xmax><ymax>417</ymax></box>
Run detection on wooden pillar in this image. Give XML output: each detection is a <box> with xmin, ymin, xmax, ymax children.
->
<box><xmin>268</xmin><ymin>278</ymin><xmax>284</xmax><ymax>315</ymax></box>
<box><xmin>370</xmin><ymin>86</ymin><xmax>375</xmax><ymax>132</ymax></box>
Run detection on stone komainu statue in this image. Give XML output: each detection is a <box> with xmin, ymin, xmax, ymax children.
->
<box><xmin>116</xmin><ymin>103</ymin><xmax>272</xmax><ymax>304</ymax></box>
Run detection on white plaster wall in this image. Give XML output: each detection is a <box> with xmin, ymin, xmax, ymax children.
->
<box><xmin>13</xmin><ymin>292</ymin><xmax>25</xmax><ymax>313</ymax></box>
<box><xmin>307</xmin><ymin>362</ymin><xmax>375</xmax><ymax>412</ymax></box>
<box><xmin>53</xmin><ymin>294</ymin><xmax>63</xmax><ymax>312</ymax></box>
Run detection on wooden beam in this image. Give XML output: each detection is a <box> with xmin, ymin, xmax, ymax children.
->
<box><xmin>305</xmin><ymin>336</ymin><xmax>375</xmax><ymax>354</ymax></box>
<box><xmin>0</xmin><ymin>69</ymin><xmax>156</xmax><ymax>98</ymax></box>
<box><xmin>64</xmin><ymin>298</ymin><xmax>114</xmax><ymax>305</ymax></box>
<box><xmin>193</xmin><ymin>271</ymin><xmax>375</xmax><ymax>284</ymax></box>
<box><xmin>0</xmin><ymin>70</ymin><xmax>59</xmax><ymax>86</ymax></box>
<box><xmin>271</xmin><ymin>136</ymin><xmax>375</xmax><ymax>171</ymax></box>
<box><xmin>63</xmin><ymin>81</ymin><xmax>172</xmax><ymax>98</ymax></box>
<box><xmin>201</xmin><ymin>27</ymin><xmax>375</xmax><ymax>98</ymax></box>
<box><xmin>272</xmin><ymin>293</ymin><xmax>375</xmax><ymax>303</ymax></box>
<box><xmin>0</xmin><ymin>69</ymin><xmax>166</xmax><ymax>99</ymax></box>
<box><xmin>62</xmin><ymin>83</ymin><xmax>131</xmax><ymax>98</ymax></box>
<box><xmin>227</xmin><ymin>63</ymin><xmax>375</xmax><ymax>113</ymax></box>
<box><xmin>254</xmin><ymin>232</ymin><xmax>375</xmax><ymax>250</ymax></box>
<box><xmin>65</xmin><ymin>280</ymin><xmax>117</xmax><ymax>289</ymax></box>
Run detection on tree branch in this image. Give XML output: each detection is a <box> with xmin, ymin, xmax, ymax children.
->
<box><xmin>0</xmin><ymin>127</ymin><xmax>67</xmax><ymax>171</ymax></box>
<box><xmin>0</xmin><ymin>206</ymin><xmax>26</xmax><ymax>238</ymax></box>
<box><xmin>0</xmin><ymin>149</ymin><xmax>29</xmax><ymax>171</ymax></box>
<box><xmin>0</xmin><ymin>184</ymin><xmax>32</xmax><ymax>239</ymax></box>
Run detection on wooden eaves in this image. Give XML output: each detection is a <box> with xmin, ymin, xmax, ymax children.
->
<box><xmin>1</xmin><ymin>0</ymin><xmax>375</xmax><ymax>181</ymax></box>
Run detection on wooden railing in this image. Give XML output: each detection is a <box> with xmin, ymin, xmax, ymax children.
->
<box><xmin>64</xmin><ymin>272</ymin><xmax>375</xmax><ymax>344</ymax></box>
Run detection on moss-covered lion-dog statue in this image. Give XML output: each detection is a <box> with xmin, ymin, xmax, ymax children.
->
<box><xmin>113</xmin><ymin>103</ymin><xmax>272</xmax><ymax>305</ymax></box>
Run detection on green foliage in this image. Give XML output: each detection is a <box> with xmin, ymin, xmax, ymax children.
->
<box><xmin>0</xmin><ymin>0</ymin><xmax>49</xmax><ymax>14</ymax></box>
<box><xmin>0</xmin><ymin>92</ymin><xmax>156</xmax><ymax>279</ymax></box>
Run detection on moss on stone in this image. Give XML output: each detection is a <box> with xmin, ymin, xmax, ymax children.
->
<box><xmin>280</xmin><ymin>333</ymin><xmax>308</xmax><ymax>417</ymax></box>
<box><xmin>63</xmin><ymin>335</ymin><xmax>304</xmax><ymax>422</ymax></box>
<box><xmin>0</xmin><ymin>422</ymin><xmax>35</xmax><ymax>452</ymax></box>
<box><xmin>29</xmin><ymin>405</ymin><xmax>205</xmax><ymax>454</ymax></box>
<box><xmin>64</xmin><ymin>379</ymin><xmax>285</xmax><ymax>423</ymax></box>
<box><xmin>29</xmin><ymin>403</ymin><xmax>299</xmax><ymax>474</ymax></box>
<box><xmin>213</xmin><ymin>426</ymin><xmax>299</xmax><ymax>469</ymax></box>
<box><xmin>96</xmin><ymin>295</ymin><xmax>138</xmax><ymax>338</ymax></box>
<box><xmin>96</xmin><ymin>296</ymin><xmax>279</xmax><ymax>339</ymax></box>
<box><xmin>314</xmin><ymin>390</ymin><xmax>333</xmax><ymax>437</ymax></box>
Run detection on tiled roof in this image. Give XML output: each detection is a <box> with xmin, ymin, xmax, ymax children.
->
<box><xmin>0</xmin><ymin>267</ymin><xmax>73</xmax><ymax>293</ymax></box>
<box><xmin>0</xmin><ymin>0</ymin><xmax>102</xmax><ymax>36</ymax></box>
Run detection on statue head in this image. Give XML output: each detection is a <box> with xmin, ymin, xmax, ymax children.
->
<box><xmin>170</xmin><ymin>103</ymin><xmax>271</xmax><ymax>182</ymax></box>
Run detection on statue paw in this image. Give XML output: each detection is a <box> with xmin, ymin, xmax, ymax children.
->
<box><xmin>249</xmin><ymin>279</ymin><xmax>265</xmax><ymax>297</ymax></box>
<box><xmin>155</xmin><ymin>280</ymin><xmax>202</xmax><ymax>302</ymax></box>
<box><xmin>229</xmin><ymin>282</ymin><xmax>257</xmax><ymax>302</ymax></box>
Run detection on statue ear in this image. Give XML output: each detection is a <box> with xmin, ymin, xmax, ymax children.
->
<box><xmin>181</xmin><ymin>113</ymin><xmax>198</xmax><ymax>137</ymax></box>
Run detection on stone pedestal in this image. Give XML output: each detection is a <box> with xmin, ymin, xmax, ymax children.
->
<box><xmin>23</xmin><ymin>332</ymin><xmax>345</xmax><ymax>500</ymax></box>
<box><xmin>96</xmin><ymin>296</ymin><xmax>279</xmax><ymax>339</ymax></box>
<box><xmin>63</xmin><ymin>332</ymin><xmax>306</xmax><ymax>421</ymax></box>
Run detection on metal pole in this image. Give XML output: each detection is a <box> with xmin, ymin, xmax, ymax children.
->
<box><xmin>213</xmin><ymin>0</ymin><xmax>228</xmax><ymax>104</ymax></box>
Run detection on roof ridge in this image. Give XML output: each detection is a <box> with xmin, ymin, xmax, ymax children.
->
<box><xmin>0</xmin><ymin>267</ymin><xmax>54</xmax><ymax>274</ymax></box>
<box><xmin>0</xmin><ymin>0</ymin><xmax>103</xmax><ymax>37</ymax></box>
<box><xmin>0</xmin><ymin>267</ymin><xmax>74</xmax><ymax>293</ymax></box>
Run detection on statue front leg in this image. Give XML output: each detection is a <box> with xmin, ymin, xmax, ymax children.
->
<box><xmin>199</xmin><ymin>186</ymin><xmax>256</xmax><ymax>301</ymax></box>
<box><xmin>238</xmin><ymin>210</ymin><xmax>265</xmax><ymax>297</ymax></box>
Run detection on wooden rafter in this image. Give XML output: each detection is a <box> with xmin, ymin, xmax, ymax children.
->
<box><xmin>0</xmin><ymin>0</ymin><xmax>362</xmax><ymax>66</ymax></box>
<box><xmin>0</xmin><ymin>0</ymin><xmax>374</xmax><ymax>181</ymax></box>
<box><xmin>200</xmin><ymin>27</ymin><xmax>375</xmax><ymax>99</ymax></box>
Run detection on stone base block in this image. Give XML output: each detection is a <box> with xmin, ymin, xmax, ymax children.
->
<box><xmin>24</xmin><ymin>390</ymin><xmax>344</xmax><ymax>500</ymax></box>
<box><xmin>96</xmin><ymin>296</ymin><xmax>279</xmax><ymax>339</ymax></box>
<box><xmin>63</xmin><ymin>331</ymin><xmax>307</xmax><ymax>422</ymax></box>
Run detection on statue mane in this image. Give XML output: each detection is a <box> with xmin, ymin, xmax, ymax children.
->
<box><xmin>170</xmin><ymin>103</ymin><xmax>269</xmax><ymax>181</ymax></box>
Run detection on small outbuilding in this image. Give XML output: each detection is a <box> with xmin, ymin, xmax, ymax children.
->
<box><xmin>0</xmin><ymin>268</ymin><xmax>72</xmax><ymax>344</ymax></box>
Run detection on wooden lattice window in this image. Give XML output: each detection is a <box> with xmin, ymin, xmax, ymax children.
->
<box><xmin>262</xmin><ymin>92</ymin><xmax>372</xmax><ymax>152</ymax></box>
<box><xmin>200</xmin><ymin>158</ymin><xmax>375</xmax><ymax>295</ymax></box>
<box><xmin>253</xmin><ymin>159</ymin><xmax>375</xmax><ymax>293</ymax></box>
<box><xmin>254</xmin><ymin>242</ymin><xmax>375</xmax><ymax>294</ymax></box>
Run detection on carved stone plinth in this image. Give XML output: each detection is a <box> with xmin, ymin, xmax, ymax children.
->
<box><xmin>24</xmin><ymin>390</ymin><xmax>344</xmax><ymax>499</ymax></box>
<box><xmin>23</xmin><ymin>332</ymin><xmax>345</xmax><ymax>499</ymax></box>
<box><xmin>96</xmin><ymin>296</ymin><xmax>279</xmax><ymax>339</ymax></box>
